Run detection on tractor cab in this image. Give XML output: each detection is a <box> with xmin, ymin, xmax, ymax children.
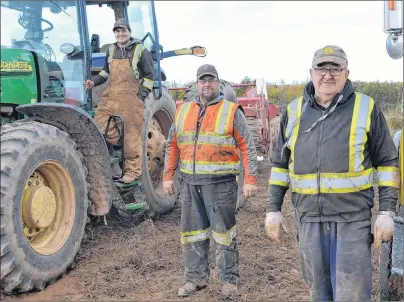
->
<box><xmin>1</xmin><ymin>0</ymin><xmax>87</xmax><ymax>110</ymax></box>
<box><xmin>0</xmin><ymin>0</ymin><xmax>163</xmax><ymax>111</ymax></box>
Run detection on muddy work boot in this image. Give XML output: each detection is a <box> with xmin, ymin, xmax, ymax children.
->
<box><xmin>177</xmin><ymin>282</ymin><xmax>205</xmax><ymax>297</ymax></box>
<box><xmin>221</xmin><ymin>282</ymin><xmax>239</xmax><ymax>299</ymax></box>
<box><xmin>116</xmin><ymin>173</ymin><xmax>139</xmax><ymax>184</ymax></box>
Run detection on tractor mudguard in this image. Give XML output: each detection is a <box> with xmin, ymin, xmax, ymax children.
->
<box><xmin>16</xmin><ymin>103</ymin><xmax>112</xmax><ymax>216</ymax></box>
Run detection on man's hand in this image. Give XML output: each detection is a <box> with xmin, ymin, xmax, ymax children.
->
<box><xmin>265</xmin><ymin>212</ymin><xmax>288</xmax><ymax>243</ymax></box>
<box><xmin>374</xmin><ymin>211</ymin><xmax>395</xmax><ymax>248</ymax></box>
<box><xmin>163</xmin><ymin>180</ymin><xmax>176</xmax><ymax>195</ymax></box>
<box><xmin>243</xmin><ymin>183</ymin><xmax>257</xmax><ymax>199</ymax></box>
<box><xmin>84</xmin><ymin>80</ymin><xmax>95</xmax><ymax>90</ymax></box>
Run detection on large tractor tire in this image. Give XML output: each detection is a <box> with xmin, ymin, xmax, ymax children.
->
<box><xmin>141</xmin><ymin>92</ymin><xmax>178</xmax><ymax>216</ymax></box>
<box><xmin>0</xmin><ymin>121</ymin><xmax>88</xmax><ymax>293</ymax></box>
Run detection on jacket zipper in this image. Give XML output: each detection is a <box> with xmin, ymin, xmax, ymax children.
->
<box><xmin>317</xmin><ymin>110</ymin><xmax>326</xmax><ymax>220</ymax></box>
<box><xmin>193</xmin><ymin>105</ymin><xmax>206</xmax><ymax>175</ymax></box>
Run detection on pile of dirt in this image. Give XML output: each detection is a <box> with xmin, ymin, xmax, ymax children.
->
<box><xmin>2</xmin><ymin>161</ymin><xmax>384</xmax><ymax>301</ymax></box>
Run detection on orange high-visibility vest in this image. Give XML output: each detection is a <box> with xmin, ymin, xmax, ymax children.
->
<box><xmin>175</xmin><ymin>99</ymin><xmax>241</xmax><ymax>175</ymax></box>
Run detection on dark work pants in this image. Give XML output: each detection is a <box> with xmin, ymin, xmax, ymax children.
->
<box><xmin>297</xmin><ymin>219</ymin><xmax>373</xmax><ymax>301</ymax></box>
<box><xmin>179</xmin><ymin>180</ymin><xmax>239</xmax><ymax>286</ymax></box>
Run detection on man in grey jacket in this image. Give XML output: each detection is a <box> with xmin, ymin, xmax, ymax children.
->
<box><xmin>265</xmin><ymin>45</ymin><xmax>399</xmax><ymax>301</ymax></box>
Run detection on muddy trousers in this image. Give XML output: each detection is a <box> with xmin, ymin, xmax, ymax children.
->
<box><xmin>179</xmin><ymin>180</ymin><xmax>239</xmax><ymax>286</ymax></box>
<box><xmin>298</xmin><ymin>220</ymin><xmax>373</xmax><ymax>301</ymax></box>
<box><xmin>94</xmin><ymin>106</ymin><xmax>143</xmax><ymax>179</ymax></box>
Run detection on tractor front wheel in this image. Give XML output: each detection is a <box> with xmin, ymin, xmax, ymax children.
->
<box><xmin>0</xmin><ymin>121</ymin><xmax>88</xmax><ymax>293</ymax></box>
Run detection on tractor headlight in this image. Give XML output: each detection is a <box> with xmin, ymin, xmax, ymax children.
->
<box><xmin>60</xmin><ymin>43</ymin><xmax>75</xmax><ymax>55</ymax></box>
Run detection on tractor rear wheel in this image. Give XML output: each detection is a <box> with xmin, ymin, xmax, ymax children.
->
<box><xmin>0</xmin><ymin>121</ymin><xmax>88</xmax><ymax>293</ymax></box>
<box><xmin>141</xmin><ymin>92</ymin><xmax>178</xmax><ymax>217</ymax></box>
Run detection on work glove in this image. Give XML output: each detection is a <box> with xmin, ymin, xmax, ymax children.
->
<box><xmin>243</xmin><ymin>183</ymin><xmax>257</xmax><ymax>199</ymax></box>
<box><xmin>374</xmin><ymin>211</ymin><xmax>395</xmax><ymax>248</ymax></box>
<box><xmin>264</xmin><ymin>211</ymin><xmax>288</xmax><ymax>243</ymax></box>
<box><xmin>137</xmin><ymin>91</ymin><xmax>147</xmax><ymax>102</ymax></box>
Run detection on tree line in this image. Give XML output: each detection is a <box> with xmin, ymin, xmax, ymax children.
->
<box><xmin>166</xmin><ymin>77</ymin><xmax>402</xmax><ymax>132</ymax></box>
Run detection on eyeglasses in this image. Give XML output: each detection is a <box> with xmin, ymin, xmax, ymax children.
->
<box><xmin>315</xmin><ymin>67</ymin><xmax>345</xmax><ymax>76</ymax></box>
<box><xmin>198</xmin><ymin>78</ymin><xmax>218</xmax><ymax>84</ymax></box>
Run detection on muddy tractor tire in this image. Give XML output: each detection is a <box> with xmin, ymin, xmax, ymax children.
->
<box><xmin>0</xmin><ymin>121</ymin><xmax>88</xmax><ymax>293</ymax></box>
<box><xmin>141</xmin><ymin>92</ymin><xmax>178</xmax><ymax>217</ymax></box>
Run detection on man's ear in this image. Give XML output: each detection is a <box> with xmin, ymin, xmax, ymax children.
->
<box><xmin>345</xmin><ymin>69</ymin><xmax>350</xmax><ymax>79</ymax></box>
<box><xmin>309</xmin><ymin>68</ymin><xmax>315</xmax><ymax>79</ymax></box>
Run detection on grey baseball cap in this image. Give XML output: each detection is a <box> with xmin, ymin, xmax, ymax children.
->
<box><xmin>312</xmin><ymin>45</ymin><xmax>348</xmax><ymax>68</ymax></box>
<box><xmin>197</xmin><ymin>64</ymin><xmax>219</xmax><ymax>79</ymax></box>
<box><xmin>113</xmin><ymin>18</ymin><xmax>131</xmax><ymax>32</ymax></box>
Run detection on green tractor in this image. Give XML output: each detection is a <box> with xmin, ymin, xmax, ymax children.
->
<box><xmin>0</xmin><ymin>0</ymin><xmax>206</xmax><ymax>293</ymax></box>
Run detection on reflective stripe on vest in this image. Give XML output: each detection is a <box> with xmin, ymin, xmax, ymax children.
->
<box><xmin>268</xmin><ymin>167</ymin><xmax>289</xmax><ymax>187</ymax></box>
<box><xmin>211</xmin><ymin>225</ymin><xmax>237</xmax><ymax>246</ymax></box>
<box><xmin>108</xmin><ymin>43</ymin><xmax>146</xmax><ymax>80</ymax></box>
<box><xmin>99</xmin><ymin>70</ymin><xmax>109</xmax><ymax>79</ymax></box>
<box><xmin>290</xmin><ymin>168</ymin><xmax>373</xmax><ymax>194</ymax></box>
<box><xmin>377</xmin><ymin>166</ymin><xmax>399</xmax><ymax>187</ymax></box>
<box><xmin>285</xmin><ymin>96</ymin><xmax>304</xmax><ymax>173</ymax></box>
<box><xmin>175</xmin><ymin>100</ymin><xmax>240</xmax><ymax>175</ymax></box>
<box><xmin>281</xmin><ymin>93</ymin><xmax>378</xmax><ymax>194</ymax></box>
<box><xmin>131</xmin><ymin>43</ymin><xmax>146</xmax><ymax>79</ymax></box>
<box><xmin>180</xmin><ymin>160</ymin><xmax>240</xmax><ymax>175</ymax></box>
<box><xmin>180</xmin><ymin>228</ymin><xmax>210</xmax><ymax>245</ymax></box>
<box><xmin>349</xmin><ymin>93</ymin><xmax>374</xmax><ymax>172</ymax></box>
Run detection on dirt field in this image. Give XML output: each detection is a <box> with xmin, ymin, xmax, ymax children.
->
<box><xmin>1</xmin><ymin>161</ymin><xmax>383</xmax><ymax>301</ymax></box>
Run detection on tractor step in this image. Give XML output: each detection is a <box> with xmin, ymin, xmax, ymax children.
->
<box><xmin>125</xmin><ymin>202</ymin><xmax>147</xmax><ymax>211</ymax></box>
<box><xmin>110</xmin><ymin>156</ymin><xmax>120</xmax><ymax>164</ymax></box>
<box><xmin>114</xmin><ymin>180</ymin><xmax>139</xmax><ymax>188</ymax></box>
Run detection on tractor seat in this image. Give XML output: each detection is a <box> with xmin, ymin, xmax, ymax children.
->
<box><xmin>100</xmin><ymin>43</ymin><xmax>112</xmax><ymax>53</ymax></box>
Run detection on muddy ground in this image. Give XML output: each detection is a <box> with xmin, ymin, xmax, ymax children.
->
<box><xmin>2</xmin><ymin>161</ymin><xmax>384</xmax><ymax>301</ymax></box>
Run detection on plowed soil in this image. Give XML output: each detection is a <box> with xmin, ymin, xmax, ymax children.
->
<box><xmin>1</xmin><ymin>161</ymin><xmax>383</xmax><ymax>301</ymax></box>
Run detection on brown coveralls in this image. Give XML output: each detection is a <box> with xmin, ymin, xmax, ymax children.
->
<box><xmin>94</xmin><ymin>58</ymin><xmax>144</xmax><ymax>179</ymax></box>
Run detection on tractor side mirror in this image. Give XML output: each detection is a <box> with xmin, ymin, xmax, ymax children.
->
<box><xmin>90</xmin><ymin>34</ymin><xmax>100</xmax><ymax>54</ymax></box>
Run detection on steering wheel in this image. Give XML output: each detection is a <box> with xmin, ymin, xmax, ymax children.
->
<box><xmin>18</xmin><ymin>15</ymin><xmax>54</xmax><ymax>32</ymax></box>
<box><xmin>41</xmin><ymin>18</ymin><xmax>53</xmax><ymax>32</ymax></box>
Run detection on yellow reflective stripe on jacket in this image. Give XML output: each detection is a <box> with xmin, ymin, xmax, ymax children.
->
<box><xmin>131</xmin><ymin>43</ymin><xmax>146</xmax><ymax>79</ymax></box>
<box><xmin>143</xmin><ymin>77</ymin><xmax>154</xmax><ymax>90</ymax></box>
<box><xmin>349</xmin><ymin>93</ymin><xmax>374</xmax><ymax>172</ymax></box>
<box><xmin>211</xmin><ymin>226</ymin><xmax>237</xmax><ymax>246</ymax></box>
<box><xmin>180</xmin><ymin>228</ymin><xmax>210</xmax><ymax>245</ymax></box>
<box><xmin>99</xmin><ymin>70</ymin><xmax>109</xmax><ymax>79</ymax></box>
<box><xmin>175</xmin><ymin>102</ymin><xmax>192</xmax><ymax>133</ymax></box>
<box><xmin>377</xmin><ymin>166</ymin><xmax>399</xmax><ymax>187</ymax></box>
<box><xmin>269</xmin><ymin>167</ymin><xmax>289</xmax><ymax>187</ymax></box>
<box><xmin>214</xmin><ymin>100</ymin><xmax>235</xmax><ymax>135</ymax></box>
<box><xmin>285</xmin><ymin>97</ymin><xmax>303</xmax><ymax>173</ymax></box>
<box><xmin>290</xmin><ymin>168</ymin><xmax>374</xmax><ymax>194</ymax></box>
<box><xmin>107</xmin><ymin>44</ymin><xmax>115</xmax><ymax>65</ymax></box>
<box><xmin>180</xmin><ymin>161</ymin><xmax>240</xmax><ymax>175</ymax></box>
<box><xmin>177</xmin><ymin>134</ymin><xmax>236</xmax><ymax>146</ymax></box>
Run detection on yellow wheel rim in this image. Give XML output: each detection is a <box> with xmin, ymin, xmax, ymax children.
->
<box><xmin>22</xmin><ymin>161</ymin><xmax>76</xmax><ymax>255</ymax></box>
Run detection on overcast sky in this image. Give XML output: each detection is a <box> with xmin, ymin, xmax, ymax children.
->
<box><xmin>155</xmin><ymin>1</ymin><xmax>403</xmax><ymax>85</ymax></box>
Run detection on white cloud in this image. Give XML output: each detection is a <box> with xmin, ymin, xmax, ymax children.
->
<box><xmin>155</xmin><ymin>1</ymin><xmax>403</xmax><ymax>84</ymax></box>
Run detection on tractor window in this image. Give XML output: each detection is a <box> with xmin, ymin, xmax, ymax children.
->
<box><xmin>86</xmin><ymin>4</ymin><xmax>116</xmax><ymax>54</ymax></box>
<box><xmin>127</xmin><ymin>1</ymin><xmax>155</xmax><ymax>51</ymax></box>
<box><xmin>1</xmin><ymin>1</ymin><xmax>86</xmax><ymax>106</ymax></box>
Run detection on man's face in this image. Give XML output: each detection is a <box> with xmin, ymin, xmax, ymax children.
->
<box><xmin>114</xmin><ymin>27</ymin><xmax>130</xmax><ymax>44</ymax></box>
<box><xmin>197</xmin><ymin>75</ymin><xmax>220</xmax><ymax>100</ymax></box>
<box><xmin>310</xmin><ymin>63</ymin><xmax>350</xmax><ymax>97</ymax></box>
